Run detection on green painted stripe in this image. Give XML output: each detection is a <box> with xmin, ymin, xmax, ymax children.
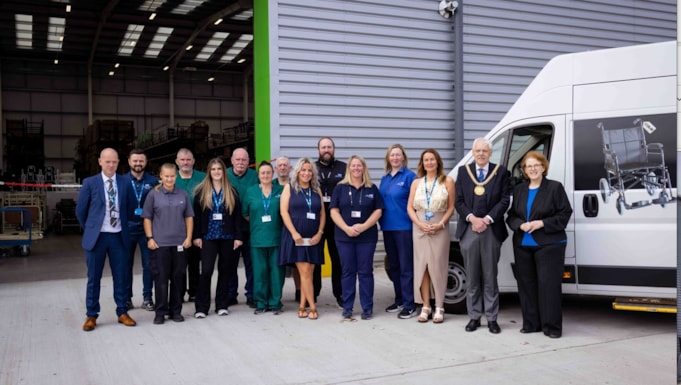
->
<box><xmin>254</xmin><ymin>0</ymin><xmax>270</xmax><ymax>163</ymax></box>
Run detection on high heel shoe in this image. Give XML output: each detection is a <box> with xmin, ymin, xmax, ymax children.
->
<box><xmin>433</xmin><ymin>307</ymin><xmax>444</xmax><ymax>324</ymax></box>
<box><xmin>417</xmin><ymin>306</ymin><xmax>431</xmax><ymax>323</ymax></box>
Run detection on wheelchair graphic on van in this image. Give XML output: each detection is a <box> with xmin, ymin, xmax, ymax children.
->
<box><xmin>598</xmin><ymin>118</ymin><xmax>675</xmax><ymax>215</ymax></box>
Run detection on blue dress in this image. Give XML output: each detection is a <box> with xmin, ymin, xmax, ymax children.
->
<box><xmin>278</xmin><ymin>186</ymin><xmax>325</xmax><ymax>265</ymax></box>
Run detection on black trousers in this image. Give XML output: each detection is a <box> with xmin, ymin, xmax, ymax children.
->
<box><xmin>314</xmin><ymin>216</ymin><xmax>342</xmax><ymax>301</ymax></box>
<box><xmin>196</xmin><ymin>239</ymin><xmax>238</xmax><ymax>313</ymax></box>
<box><xmin>513</xmin><ymin>242</ymin><xmax>566</xmax><ymax>334</ymax></box>
<box><xmin>150</xmin><ymin>246</ymin><xmax>187</xmax><ymax>317</ymax></box>
<box><xmin>183</xmin><ymin>245</ymin><xmax>201</xmax><ymax>298</ymax></box>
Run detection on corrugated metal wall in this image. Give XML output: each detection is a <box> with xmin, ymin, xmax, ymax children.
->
<box><xmin>270</xmin><ymin>0</ymin><xmax>456</xmax><ymax>177</ymax></box>
<box><xmin>461</xmin><ymin>0</ymin><xmax>676</xmax><ymax>148</ymax></box>
<box><xmin>270</xmin><ymin>0</ymin><xmax>676</xmax><ymax>173</ymax></box>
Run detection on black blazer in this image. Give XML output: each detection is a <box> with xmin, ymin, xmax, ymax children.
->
<box><xmin>506</xmin><ymin>177</ymin><xmax>572</xmax><ymax>246</ymax></box>
<box><xmin>192</xmin><ymin>187</ymin><xmax>243</xmax><ymax>241</ymax></box>
<box><xmin>455</xmin><ymin>162</ymin><xmax>511</xmax><ymax>243</ymax></box>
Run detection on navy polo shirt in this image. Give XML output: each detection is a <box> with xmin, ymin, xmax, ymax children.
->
<box><xmin>330</xmin><ymin>183</ymin><xmax>384</xmax><ymax>243</ymax></box>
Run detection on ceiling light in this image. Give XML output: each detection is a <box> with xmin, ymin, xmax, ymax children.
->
<box><xmin>185</xmin><ymin>45</ymin><xmax>193</xmax><ymax>51</ymax></box>
<box><xmin>114</xmin><ymin>63</ymin><xmax>120</xmax><ymax>68</ymax></box>
<box><xmin>207</xmin><ymin>77</ymin><xmax>215</xmax><ymax>82</ymax></box>
<box><xmin>149</xmin><ymin>13</ymin><xmax>156</xmax><ymax>21</ymax></box>
<box><xmin>163</xmin><ymin>65</ymin><xmax>169</xmax><ymax>71</ymax></box>
<box><xmin>214</xmin><ymin>18</ymin><xmax>223</xmax><ymax>25</ymax></box>
<box><xmin>54</xmin><ymin>59</ymin><xmax>59</xmax><ymax>64</ymax></box>
<box><xmin>237</xmin><ymin>58</ymin><xmax>246</xmax><ymax>64</ymax></box>
<box><xmin>66</xmin><ymin>5</ymin><xmax>71</xmax><ymax>13</ymax></box>
<box><xmin>108</xmin><ymin>71</ymin><xmax>115</xmax><ymax>76</ymax></box>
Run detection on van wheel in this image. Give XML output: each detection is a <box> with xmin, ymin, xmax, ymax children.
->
<box><xmin>444</xmin><ymin>245</ymin><xmax>468</xmax><ymax>314</ymax></box>
<box><xmin>599</xmin><ymin>178</ymin><xmax>611</xmax><ymax>203</ymax></box>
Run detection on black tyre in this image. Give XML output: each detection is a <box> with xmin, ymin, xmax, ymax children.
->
<box><xmin>444</xmin><ymin>243</ymin><xmax>468</xmax><ymax>314</ymax></box>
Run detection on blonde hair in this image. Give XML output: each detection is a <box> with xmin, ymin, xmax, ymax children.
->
<box><xmin>195</xmin><ymin>158</ymin><xmax>236</xmax><ymax>214</ymax></box>
<box><xmin>290</xmin><ymin>157</ymin><xmax>321</xmax><ymax>194</ymax></box>
<box><xmin>155</xmin><ymin>163</ymin><xmax>177</xmax><ymax>191</ymax></box>
<box><xmin>384</xmin><ymin>144</ymin><xmax>408</xmax><ymax>172</ymax></box>
<box><xmin>338</xmin><ymin>155</ymin><xmax>373</xmax><ymax>188</ymax></box>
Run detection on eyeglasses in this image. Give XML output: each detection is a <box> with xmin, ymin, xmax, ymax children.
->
<box><xmin>524</xmin><ymin>164</ymin><xmax>543</xmax><ymax>169</ymax></box>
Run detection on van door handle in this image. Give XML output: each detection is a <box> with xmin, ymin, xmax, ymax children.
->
<box><xmin>582</xmin><ymin>194</ymin><xmax>599</xmax><ymax>217</ymax></box>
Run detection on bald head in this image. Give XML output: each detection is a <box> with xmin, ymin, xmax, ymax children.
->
<box><xmin>98</xmin><ymin>148</ymin><xmax>119</xmax><ymax>178</ymax></box>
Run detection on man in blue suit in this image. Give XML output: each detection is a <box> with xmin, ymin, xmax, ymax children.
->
<box><xmin>455</xmin><ymin>138</ymin><xmax>510</xmax><ymax>334</ymax></box>
<box><xmin>77</xmin><ymin>148</ymin><xmax>136</xmax><ymax>331</ymax></box>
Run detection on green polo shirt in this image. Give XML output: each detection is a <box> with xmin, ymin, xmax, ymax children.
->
<box><xmin>176</xmin><ymin>169</ymin><xmax>206</xmax><ymax>206</ymax></box>
<box><xmin>242</xmin><ymin>183</ymin><xmax>283</xmax><ymax>247</ymax></box>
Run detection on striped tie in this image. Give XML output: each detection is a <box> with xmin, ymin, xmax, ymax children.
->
<box><xmin>107</xmin><ymin>179</ymin><xmax>117</xmax><ymax>227</ymax></box>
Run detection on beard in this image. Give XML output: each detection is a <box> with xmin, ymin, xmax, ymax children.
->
<box><xmin>319</xmin><ymin>152</ymin><xmax>334</xmax><ymax>164</ymax></box>
<box><xmin>131</xmin><ymin>165</ymin><xmax>144</xmax><ymax>173</ymax></box>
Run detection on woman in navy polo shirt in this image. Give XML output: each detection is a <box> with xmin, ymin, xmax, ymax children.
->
<box><xmin>330</xmin><ymin>155</ymin><xmax>384</xmax><ymax>320</ymax></box>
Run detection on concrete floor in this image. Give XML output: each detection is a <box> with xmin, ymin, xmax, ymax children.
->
<box><xmin>0</xmin><ymin>234</ymin><xmax>676</xmax><ymax>385</ymax></box>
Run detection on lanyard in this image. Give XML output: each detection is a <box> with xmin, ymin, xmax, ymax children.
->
<box><xmin>131</xmin><ymin>179</ymin><xmax>143</xmax><ymax>208</ymax></box>
<box><xmin>424</xmin><ymin>176</ymin><xmax>436</xmax><ymax>211</ymax></box>
<box><xmin>212</xmin><ymin>189</ymin><xmax>223</xmax><ymax>213</ymax></box>
<box><xmin>302</xmin><ymin>187</ymin><xmax>313</xmax><ymax>212</ymax></box>
<box><xmin>261</xmin><ymin>188</ymin><xmax>272</xmax><ymax>214</ymax></box>
<box><xmin>349</xmin><ymin>186</ymin><xmax>363</xmax><ymax>208</ymax></box>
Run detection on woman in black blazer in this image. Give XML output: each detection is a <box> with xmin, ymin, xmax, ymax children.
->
<box><xmin>506</xmin><ymin>151</ymin><xmax>572</xmax><ymax>338</ymax></box>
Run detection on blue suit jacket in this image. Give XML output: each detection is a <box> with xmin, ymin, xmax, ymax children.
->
<box><xmin>76</xmin><ymin>173</ymin><xmax>131</xmax><ymax>251</ymax></box>
<box><xmin>454</xmin><ymin>162</ymin><xmax>511</xmax><ymax>243</ymax></box>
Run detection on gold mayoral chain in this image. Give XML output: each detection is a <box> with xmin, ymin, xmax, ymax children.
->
<box><xmin>466</xmin><ymin>163</ymin><xmax>501</xmax><ymax>196</ymax></box>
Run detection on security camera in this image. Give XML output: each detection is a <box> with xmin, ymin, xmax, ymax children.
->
<box><xmin>438</xmin><ymin>0</ymin><xmax>458</xmax><ymax>18</ymax></box>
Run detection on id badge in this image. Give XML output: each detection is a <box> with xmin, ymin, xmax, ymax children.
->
<box><xmin>307</xmin><ymin>212</ymin><xmax>316</xmax><ymax>220</ymax></box>
<box><xmin>177</xmin><ymin>245</ymin><xmax>184</xmax><ymax>252</ymax></box>
<box><xmin>261</xmin><ymin>215</ymin><xmax>272</xmax><ymax>223</ymax></box>
<box><xmin>212</xmin><ymin>213</ymin><xmax>223</xmax><ymax>220</ymax></box>
<box><xmin>323</xmin><ymin>196</ymin><xmax>331</xmax><ymax>203</ymax></box>
<box><xmin>351</xmin><ymin>211</ymin><xmax>361</xmax><ymax>218</ymax></box>
<box><xmin>424</xmin><ymin>210</ymin><xmax>434</xmax><ymax>220</ymax></box>
<box><xmin>134</xmin><ymin>207</ymin><xmax>143</xmax><ymax>216</ymax></box>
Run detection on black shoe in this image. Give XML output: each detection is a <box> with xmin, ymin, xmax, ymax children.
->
<box><xmin>385</xmin><ymin>303</ymin><xmax>402</xmax><ymax>313</ymax></box>
<box><xmin>398</xmin><ymin>308</ymin><xmax>417</xmax><ymax>319</ymax></box>
<box><xmin>465</xmin><ymin>319</ymin><xmax>481</xmax><ymax>332</ymax></box>
<box><xmin>545</xmin><ymin>330</ymin><xmax>562</xmax><ymax>339</ymax></box>
<box><xmin>254</xmin><ymin>308</ymin><xmax>266</xmax><ymax>315</ymax></box>
<box><xmin>171</xmin><ymin>314</ymin><xmax>184</xmax><ymax>322</ymax></box>
<box><xmin>153</xmin><ymin>315</ymin><xmax>165</xmax><ymax>325</ymax></box>
<box><xmin>272</xmin><ymin>308</ymin><xmax>283</xmax><ymax>315</ymax></box>
<box><xmin>488</xmin><ymin>320</ymin><xmax>501</xmax><ymax>334</ymax></box>
<box><xmin>247</xmin><ymin>298</ymin><xmax>256</xmax><ymax>308</ymax></box>
<box><xmin>228</xmin><ymin>297</ymin><xmax>238</xmax><ymax>306</ymax></box>
<box><xmin>520</xmin><ymin>327</ymin><xmax>541</xmax><ymax>334</ymax></box>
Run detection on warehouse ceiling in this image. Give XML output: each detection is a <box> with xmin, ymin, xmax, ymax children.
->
<box><xmin>0</xmin><ymin>0</ymin><xmax>254</xmax><ymax>75</ymax></box>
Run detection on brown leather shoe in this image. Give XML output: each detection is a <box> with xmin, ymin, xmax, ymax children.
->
<box><xmin>117</xmin><ymin>313</ymin><xmax>137</xmax><ymax>327</ymax></box>
<box><xmin>83</xmin><ymin>316</ymin><xmax>97</xmax><ymax>331</ymax></box>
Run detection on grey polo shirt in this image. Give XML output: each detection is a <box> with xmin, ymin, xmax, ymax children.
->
<box><xmin>142</xmin><ymin>186</ymin><xmax>194</xmax><ymax>247</ymax></box>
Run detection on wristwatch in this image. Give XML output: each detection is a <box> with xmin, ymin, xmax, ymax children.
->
<box><xmin>146</xmin><ymin>236</ymin><xmax>153</xmax><ymax>241</ymax></box>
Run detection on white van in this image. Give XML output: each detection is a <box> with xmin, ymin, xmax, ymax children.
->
<box><xmin>444</xmin><ymin>41</ymin><xmax>677</xmax><ymax>314</ymax></box>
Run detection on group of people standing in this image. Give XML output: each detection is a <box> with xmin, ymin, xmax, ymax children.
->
<box><xmin>77</xmin><ymin>136</ymin><xmax>571</xmax><ymax>339</ymax></box>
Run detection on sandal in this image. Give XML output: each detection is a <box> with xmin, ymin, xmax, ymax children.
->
<box><xmin>417</xmin><ymin>306</ymin><xmax>431</xmax><ymax>323</ymax></box>
<box><xmin>307</xmin><ymin>308</ymin><xmax>318</xmax><ymax>320</ymax></box>
<box><xmin>298</xmin><ymin>307</ymin><xmax>309</xmax><ymax>319</ymax></box>
<box><xmin>433</xmin><ymin>307</ymin><xmax>444</xmax><ymax>324</ymax></box>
